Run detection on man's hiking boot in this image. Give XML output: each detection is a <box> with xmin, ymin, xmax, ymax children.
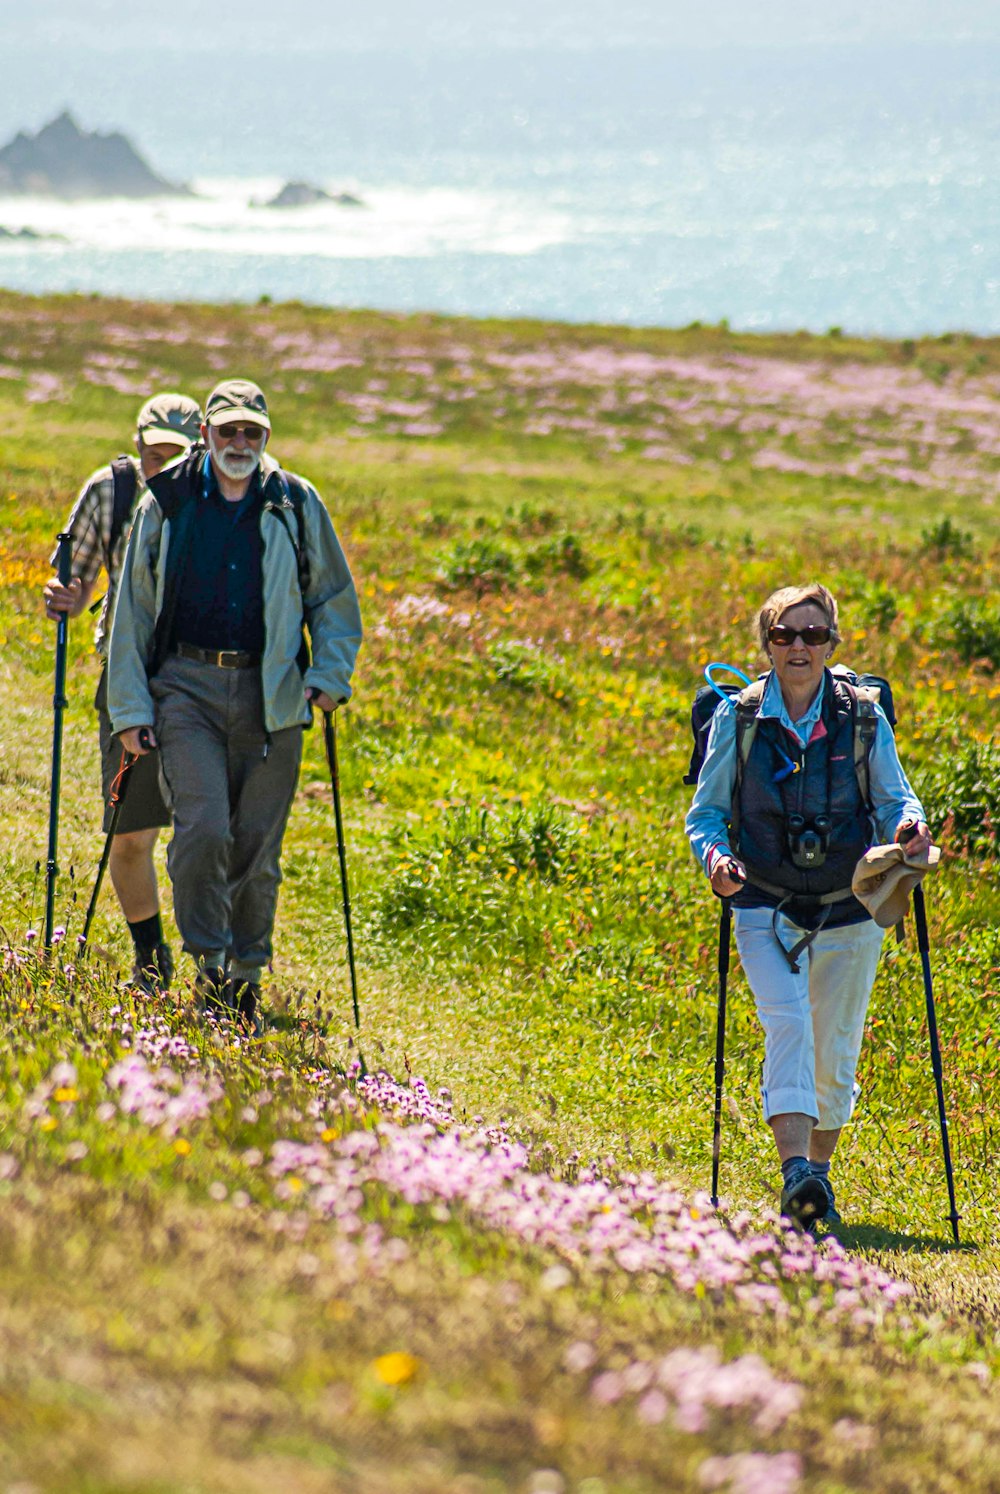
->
<box><xmin>780</xmin><ymin>1163</ymin><xmax>829</xmax><ymax>1231</ymax></box>
<box><xmin>228</xmin><ymin>979</ymin><xmax>263</xmax><ymax>1039</ymax></box>
<box><xmin>196</xmin><ymin>966</ymin><xmax>231</xmax><ymax>1021</ymax></box>
<box><xmin>131</xmin><ymin>941</ymin><xmax>174</xmax><ymax>997</ymax></box>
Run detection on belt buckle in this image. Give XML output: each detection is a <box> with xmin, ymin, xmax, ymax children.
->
<box><xmin>217</xmin><ymin>649</ymin><xmax>241</xmax><ymax>668</ymax></box>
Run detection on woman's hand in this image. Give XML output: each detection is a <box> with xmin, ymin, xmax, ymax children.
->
<box><xmin>710</xmin><ymin>855</ymin><xmax>747</xmax><ymax>898</ymax></box>
<box><xmin>895</xmin><ymin>819</ymin><xmax>932</xmax><ymax>857</ymax></box>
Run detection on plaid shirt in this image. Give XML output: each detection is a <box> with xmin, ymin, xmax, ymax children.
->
<box><xmin>51</xmin><ymin>457</ymin><xmax>145</xmax><ymax>653</ymax></box>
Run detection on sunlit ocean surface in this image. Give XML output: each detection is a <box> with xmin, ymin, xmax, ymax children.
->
<box><xmin>1</xmin><ymin>43</ymin><xmax>998</xmax><ymax>334</ymax></box>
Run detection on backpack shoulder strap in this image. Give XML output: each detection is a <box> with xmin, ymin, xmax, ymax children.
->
<box><xmin>730</xmin><ymin>677</ymin><xmax>768</xmax><ymax>840</ymax></box>
<box><xmin>734</xmin><ymin>678</ymin><xmax>768</xmax><ymax>767</ymax></box>
<box><xmin>840</xmin><ymin>678</ymin><xmax>878</xmax><ymax>808</ymax></box>
<box><xmin>269</xmin><ymin>470</ymin><xmax>311</xmax><ymax>599</ymax></box>
<box><xmin>108</xmin><ymin>455</ymin><xmax>138</xmax><ymax>569</ymax></box>
<box><xmin>267</xmin><ymin>469</ymin><xmax>314</xmax><ymax>677</ymax></box>
<box><xmin>148</xmin><ymin>452</ymin><xmax>203</xmax><ymax>674</ymax></box>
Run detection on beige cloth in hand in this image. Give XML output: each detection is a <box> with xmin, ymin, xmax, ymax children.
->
<box><xmin>851</xmin><ymin>841</ymin><xmax>941</xmax><ymax>928</ymax></box>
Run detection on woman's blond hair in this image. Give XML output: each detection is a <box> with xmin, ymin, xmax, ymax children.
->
<box><xmin>755</xmin><ymin>583</ymin><xmax>841</xmax><ymax>653</ymax></box>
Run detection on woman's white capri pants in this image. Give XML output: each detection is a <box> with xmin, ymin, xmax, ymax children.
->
<box><xmin>733</xmin><ymin>907</ymin><xmax>885</xmax><ymax>1129</ymax></box>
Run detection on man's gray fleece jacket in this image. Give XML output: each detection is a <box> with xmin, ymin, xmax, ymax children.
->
<box><xmin>107</xmin><ymin>451</ymin><xmax>363</xmax><ymax>736</ymax></box>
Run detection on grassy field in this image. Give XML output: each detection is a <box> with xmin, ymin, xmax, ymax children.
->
<box><xmin>0</xmin><ymin>288</ymin><xmax>998</xmax><ymax>1493</ymax></box>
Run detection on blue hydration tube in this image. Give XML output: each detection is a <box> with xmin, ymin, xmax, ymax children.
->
<box><xmin>704</xmin><ymin>662</ymin><xmax>754</xmax><ymax>706</ymax></box>
<box><xmin>703</xmin><ymin>662</ymin><xmax>799</xmax><ymax>782</ymax></box>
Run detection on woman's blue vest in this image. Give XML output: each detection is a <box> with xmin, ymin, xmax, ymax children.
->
<box><xmin>734</xmin><ymin>673</ymin><xmax>873</xmax><ymax>900</ymax></box>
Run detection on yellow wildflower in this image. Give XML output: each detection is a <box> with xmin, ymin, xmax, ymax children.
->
<box><xmin>373</xmin><ymin>1352</ymin><xmax>421</xmax><ymax>1386</ymax></box>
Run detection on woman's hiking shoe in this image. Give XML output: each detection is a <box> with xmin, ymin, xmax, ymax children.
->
<box><xmin>780</xmin><ymin>1164</ymin><xmax>829</xmax><ymax>1230</ymax></box>
<box><xmin>131</xmin><ymin>941</ymin><xmax>174</xmax><ymax>997</ymax></box>
<box><xmin>228</xmin><ymin>979</ymin><xmax>263</xmax><ymax>1039</ymax></box>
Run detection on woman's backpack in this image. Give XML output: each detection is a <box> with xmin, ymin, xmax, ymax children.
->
<box><xmin>683</xmin><ymin>666</ymin><xmax>897</xmax><ymax>810</ymax></box>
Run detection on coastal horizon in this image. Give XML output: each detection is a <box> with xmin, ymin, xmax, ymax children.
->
<box><xmin>5</xmin><ymin>279</ymin><xmax>1000</xmax><ymax>347</ymax></box>
<box><xmin>2</xmin><ymin>31</ymin><xmax>1000</xmax><ymax>337</ymax></box>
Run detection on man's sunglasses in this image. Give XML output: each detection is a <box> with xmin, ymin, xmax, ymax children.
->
<box><xmin>216</xmin><ymin>422</ymin><xmax>265</xmax><ymax>440</ymax></box>
<box><xmin>768</xmin><ymin>624</ymin><xmax>832</xmax><ymax>646</ymax></box>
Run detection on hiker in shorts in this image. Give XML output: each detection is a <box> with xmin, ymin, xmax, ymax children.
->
<box><xmin>106</xmin><ymin>379</ymin><xmax>363</xmax><ymax>1035</ymax></box>
<box><xmin>685</xmin><ymin>583</ymin><xmax>932</xmax><ymax>1230</ymax></box>
<box><xmin>43</xmin><ymin>392</ymin><xmax>203</xmax><ymax>994</ymax></box>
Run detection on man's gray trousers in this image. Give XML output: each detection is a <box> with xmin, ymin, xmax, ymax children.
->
<box><xmin>150</xmin><ymin>653</ymin><xmax>303</xmax><ymax>983</ymax></box>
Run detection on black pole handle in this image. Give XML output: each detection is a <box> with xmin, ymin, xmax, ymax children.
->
<box><xmin>57</xmin><ymin>530</ymin><xmax>73</xmax><ymax>587</ymax></box>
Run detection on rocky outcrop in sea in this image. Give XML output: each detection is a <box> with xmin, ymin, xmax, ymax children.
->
<box><xmin>0</xmin><ymin>111</ymin><xmax>190</xmax><ymax>199</ymax></box>
<box><xmin>258</xmin><ymin>180</ymin><xmax>365</xmax><ymax>209</ymax></box>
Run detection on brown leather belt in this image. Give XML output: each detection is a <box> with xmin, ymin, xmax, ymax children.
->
<box><xmin>173</xmin><ymin>641</ymin><xmax>260</xmax><ymax>669</ymax></box>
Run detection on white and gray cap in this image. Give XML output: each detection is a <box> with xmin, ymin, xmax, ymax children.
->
<box><xmin>136</xmin><ymin>392</ymin><xmax>203</xmax><ymax>447</ymax></box>
<box><xmin>204</xmin><ymin>378</ymin><xmax>271</xmax><ymax>430</ymax></box>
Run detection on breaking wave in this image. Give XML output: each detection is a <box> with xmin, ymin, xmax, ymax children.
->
<box><xmin>0</xmin><ymin>177</ymin><xmax>574</xmax><ymax>261</ymax></box>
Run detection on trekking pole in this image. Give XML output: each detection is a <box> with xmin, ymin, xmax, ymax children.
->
<box><xmin>322</xmin><ymin>710</ymin><xmax>362</xmax><ymax>1035</ymax></box>
<box><xmin>912</xmin><ymin>882</ymin><xmax>960</xmax><ymax>1245</ymax></box>
<box><xmin>711</xmin><ymin>896</ymin><xmax>733</xmax><ymax>1208</ymax></box>
<box><xmin>80</xmin><ymin>743</ymin><xmax>140</xmax><ymax>947</ymax></box>
<box><xmin>44</xmin><ymin>532</ymin><xmax>73</xmax><ymax>949</ymax></box>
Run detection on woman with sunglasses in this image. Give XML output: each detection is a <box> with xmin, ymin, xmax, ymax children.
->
<box><xmin>685</xmin><ymin>583</ymin><xmax>931</xmax><ymax>1230</ymax></box>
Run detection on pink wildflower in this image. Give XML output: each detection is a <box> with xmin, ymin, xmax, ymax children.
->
<box><xmin>699</xmin><ymin>1451</ymin><xmax>802</xmax><ymax>1494</ymax></box>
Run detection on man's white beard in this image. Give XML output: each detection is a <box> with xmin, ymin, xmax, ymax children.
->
<box><xmin>209</xmin><ymin>431</ymin><xmax>262</xmax><ymax>481</ymax></box>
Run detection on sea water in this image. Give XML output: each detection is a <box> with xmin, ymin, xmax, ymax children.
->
<box><xmin>0</xmin><ymin>41</ymin><xmax>998</xmax><ymax>335</ymax></box>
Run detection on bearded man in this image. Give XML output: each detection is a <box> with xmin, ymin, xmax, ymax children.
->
<box><xmin>106</xmin><ymin>379</ymin><xmax>362</xmax><ymax>1033</ymax></box>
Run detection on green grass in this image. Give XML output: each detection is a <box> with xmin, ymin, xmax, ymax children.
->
<box><xmin>0</xmin><ymin>289</ymin><xmax>998</xmax><ymax>1492</ymax></box>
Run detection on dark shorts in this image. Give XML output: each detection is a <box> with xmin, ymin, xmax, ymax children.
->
<box><xmin>95</xmin><ymin>669</ymin><xmax>172</xmax><ymax>835</ymax></box>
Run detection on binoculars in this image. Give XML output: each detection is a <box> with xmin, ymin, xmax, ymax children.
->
<box><xmin>787</xmin><ymin>813</ymin><xmax>832</xmax><ymax>869</ymax></box>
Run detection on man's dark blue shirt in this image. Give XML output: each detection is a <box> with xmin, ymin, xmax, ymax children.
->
<box><xmin>170</xmin><ymin>454</ymin><xmax>266</xmax><ymax>653</ymax></box>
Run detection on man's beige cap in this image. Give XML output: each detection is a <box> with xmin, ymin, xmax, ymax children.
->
<box><xmin>204</xmin><ymin>379</ymin><xmax>271</xmax><ymax>430</ymax></box>
<box><xmin>852</xmin><ymin>841</ymin><xmax>941</xmax><ymax>928</ymax></box>
<box><xmin>136</xmin><ymin>392</ymin><xmax>203</xmax><ymax>447</ymax></box>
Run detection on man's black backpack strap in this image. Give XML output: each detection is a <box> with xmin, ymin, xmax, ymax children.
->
<box><xmin>147</xmin><ymin>448</ymin><xmax>203</xmax><ymax>675</ymax></box>
<box><xmin>267</xmin><ymin>471</ymin><xmax>311</xmax><ymax>598</ymax></box>
<box><xmin>108</xmin><ymin>456</ymin><xmax>138</xmax><ymax>569</ymax></box>
<box><xmin>265</xmin><ymin>469</ymin><xmax>312</xmax><ymax>672</ymax></box>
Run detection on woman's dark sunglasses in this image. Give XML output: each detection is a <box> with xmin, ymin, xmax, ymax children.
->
<box><xmin>217</xmin><ymin>422</ymin><xmax>265</xmax><ymax>440</ymax></box>
<box><xmin>768</xmin><ymin>624</ymin><xmax>832</xmax><ymax>646</ymax></box>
